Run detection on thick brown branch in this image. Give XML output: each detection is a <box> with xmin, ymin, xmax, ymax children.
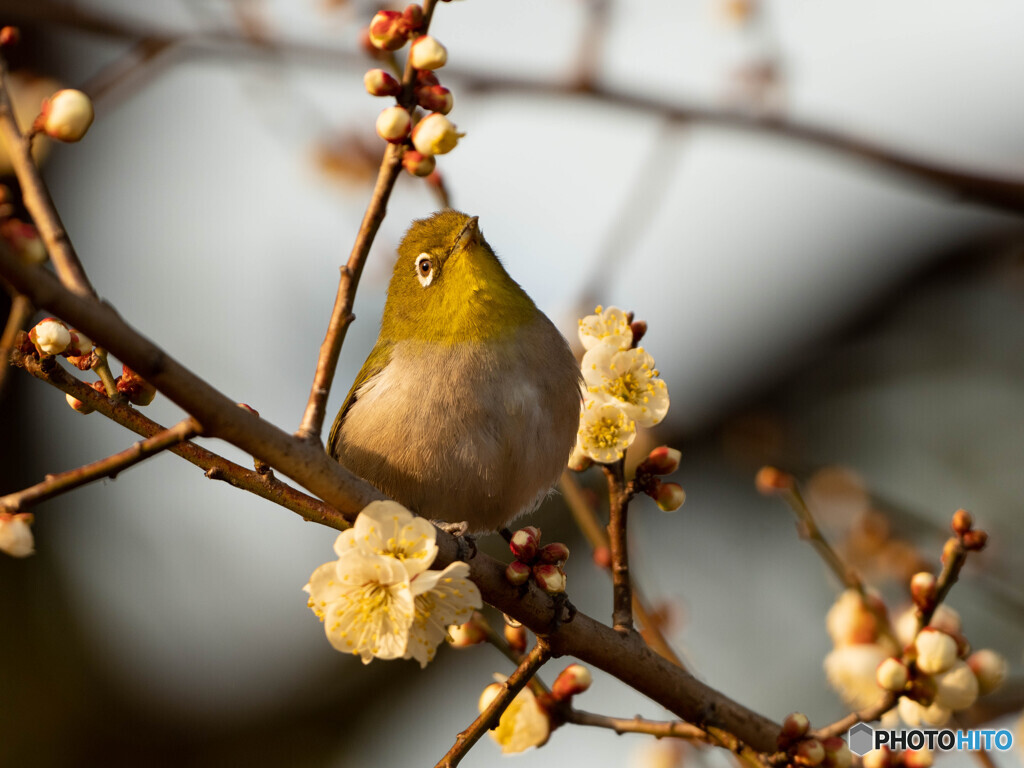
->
<box><xmin>11</xmin><ymin>349</ymin><xmax>347</xmax><ymax>528</ymax></box>
<box><xmin>295</xmin><ymin>0</ymin><xmax>439</xmax><ymax>443</ymax></box>
<box><xmin>0</xmin><ymin>416</ymin><xmax>199</xmax><ymax>512</ymax></box>
<box><xmin>434</xmin><ymin>641</ymin><xmax>551</xmax><ymax>768</ymax></box>
<box><xmin>1</xmin><ymin>248</ymin><xmax>784</xmax><ymax>755</ymax></box>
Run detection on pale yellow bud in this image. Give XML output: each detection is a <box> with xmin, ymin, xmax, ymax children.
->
<box><xmin>41</xmin><ymin>89</ymin><xmax>94</xmax><ymax>142</ymax></box>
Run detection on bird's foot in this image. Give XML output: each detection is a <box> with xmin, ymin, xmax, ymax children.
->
<box><xmin>549</xmin><ymin>592</ymin><xmax>577</xmax><ymax>631</ymax></box>
<box><xmin>433</xmin><ymin>520</ymin><xmax>477</xmax><ymax>561</ymax></box>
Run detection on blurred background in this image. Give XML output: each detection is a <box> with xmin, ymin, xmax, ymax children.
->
<box><xmin>1</xmin><ymin>0</ymin><xmax>1023</xmax><ymax>766</ymax></box>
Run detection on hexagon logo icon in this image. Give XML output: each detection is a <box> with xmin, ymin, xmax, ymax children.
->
<box><xmin>848</xmin><ymin>723</ymin><xmax>874</xmax><ymax>756</ymax></box>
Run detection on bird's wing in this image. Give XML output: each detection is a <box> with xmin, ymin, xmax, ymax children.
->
<box><xmin>326</xmin><ymin>341</ymin><xmax>392</xmax><ymax>460</ymax></box>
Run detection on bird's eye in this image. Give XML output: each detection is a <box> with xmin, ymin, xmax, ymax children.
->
<box><xmin>416</xmin><ymin>254</ymin><xmax>434</xmax><ymax>287</ymax></box>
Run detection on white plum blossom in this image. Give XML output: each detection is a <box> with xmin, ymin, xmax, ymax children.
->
<box><xmin>29</xmin><ymin>318</ymin><xmax>71</xmax><ymax>356</ymax></box>
<box><xmin>575</xmin><ymin>399</ymin><xmax>636</xmax><ymax>464</ymax></box>
<box><xmin>932</xmin><ymin>660</ymin><xmax>979</xmax><ymax>711</ymax></box>
<box><xmin>479</xmin><ymin>677</ymin><xmax>551</xmax><ymax>753</ymax></box>
<box><xmin>578</xmin><ymin>305</ymin><xmax>632</xmax><ymax>351</ymax></box>
<box><xmin>582</xmin><ymin>345</ymin><xmax>669</xmax><ymax>427</ymax></box>
<box><xmin>405</xmin><ymin>561</ymin><xmax>480</xmax><ymax>667</ymax></box>
<box><xmin>914</xmin><ymin>628</ymin><xmax>958</xmax><ymax>675</ymax></box>
<box><xmin>305</xmin><ymin>501</ymin><xmax>479</xmax><ymax>665</ymax></box>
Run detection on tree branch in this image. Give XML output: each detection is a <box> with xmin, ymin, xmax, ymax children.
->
<box><xmin>10</xmin><ymin>348</ymin><xmax>347</xmax><ymax>528</ymax></box>
<box><xmin>0</xmin><ymin>289</ymin><xmax>33</xmax><ymax>399</ymax></box>
<box><xmin>604</xmin><ymin>459</ymin><xmax>635</xmax><ymax>633</ymax></box>
<box><xmin>295</xmin><ymin>0</ymin><xmax>440</xmax><ymax>442</ymax></box>
<box><xmin>434</xmin><ymin>640</ymin><xmax>552</xmax><ymax>768</ymax></box>
<box><xmin>1</xmin><ymin>245</ymin><xmax>784</xmax><ymax>755</ymax></box>
<box><xmin>567</xmin><ymin>708</ymin><xmax>709</xmax><ymax>742</ymax></box>
<box><xmin>0</xmin><ymin>416</ymin><xmax>199</xmax><ymax>512</ymax></box>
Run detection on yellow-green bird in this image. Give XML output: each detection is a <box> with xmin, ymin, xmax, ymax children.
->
<box><xmin>328</xmin><ymin>210</ymin><xmax>581</xmax><ymax>533</ymax></box>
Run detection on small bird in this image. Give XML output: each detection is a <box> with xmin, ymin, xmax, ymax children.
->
<box><xmin>328</xmin><ymin>210</ymin><xmax>581</xmax><ymax>533</ymax></box>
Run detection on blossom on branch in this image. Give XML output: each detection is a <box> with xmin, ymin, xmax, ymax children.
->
<box><xmin>582</xmin><ymin>345</ymin><xmax>669</xmax><ymax>427</ymax></box>
<box><xmin>479</xmin><ymin>677</ymin><xmax>551</xmax><ymax>754</ymax></box>
<box><xmin>577</xmin><ymin>305</ymin><xmax>632</xmax><ymax>351</ymax></box>
<box><xmin>0</xmin><ymin>512</ymin><xmax>34</xmax><ymax>557</ymax></box>
<box><xmin>304</xmin><ymin>501</ymin><xmax>480</xmax><ymax>666</ymax></box>
<box><xmin>575</xmin><ymin>399</ymin><xmax>636</xmax><ymax>463</ymax></box>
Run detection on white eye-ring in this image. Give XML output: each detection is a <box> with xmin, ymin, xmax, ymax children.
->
<box><xmin>415</xmin><ymin>253</ymin><xmax>434</xmax><ymax>287</ymax></box>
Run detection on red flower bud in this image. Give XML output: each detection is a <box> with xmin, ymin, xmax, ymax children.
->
<box><xmin>961</xmin><ymin>529</ymin><xmax>987</xmax><ymax>551</ymax></box>
<box><xmin>539</xmin><ymin>542</ymin><xmax>570</xmax><ymax>565</ymax></box>
<box><xmin>509</xmin><ymin>527</ymin><xmax>540</xmax><ymax>562</ymax></box>
<box><xmin>504</xmin><ymin>622</ymin><xmax>527</xmax><ymax>653</ymax></box>
<box><xmin>951</xmin><ymin>508</ymin><xmax>972</xmax><ymax>535</ymax></box>
<box><xmin>532</xmin><ymin>564</ymin><xmax>566</xmax><ymax>594</ymax></box>
<box><xmin>755</xmin><ymin>465</ymin><xmax>793</xmax><ymax>494</ymax></box>
<box><xmin>641</xmin><ymin>446</ymin><xmax>681</xmax><ymax>475</ymax></box>
<box><xmin>415</xmin><ymin>84</ymin><xmax>453</xmax><ymax>114</ymax></box>
<box><xmin>363</xmin><ymin>68</ymin><xmax>401</xmax><ymax>97</ymax></box>
<box><xmin>402</xmin><ymin>150</ymin><xmax>435</xmax><ymax>177</ymax></box>
<box><xmin>552</xmin><ymin>664</ymin><xmax>592</xmax><ymax>700</ymax></box>
<box><xmin>368</xmin><ymin>10</ymin><xmax>407</xmax><ymax>51</ymax></box>
<box><xmin>505</xmin><ymin>560</ymin><xmax>531</xmax><ymax>586</ymax></box>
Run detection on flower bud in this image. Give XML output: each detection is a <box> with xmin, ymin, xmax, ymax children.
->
<box><xmin>415</xmin><ymin>84</ymin><xmax>453</xmax><ymax>114</ymax></box>
<box><xmin>903</xmin><ymin>749</ymin><xmax>933</xmax><ymax>768</ymax></box>
<box><xmin>961</xmin><ymin>529</ymin><xmax>987</xmax><ymax>551</ymax></box>
<box><xmin>509</xmin><ymin>527</ymin><xmax>540</xmax><ymax>562</ymax></box>
<box><xmin>876</xmin><ymin>657</ymin><xmax>909</xmax><ymax>692</ymax></box>
<box><xmin>401</xmin><ymin>4</ymin><xmax>424</xmax><ymax>33</ymax></box>
<box><xmin>862</xmin><ymin>748</ymin><xmax>891</xmax><ymax>768</ymax></box>
<box><xmin>448</xmin><ymin>611</ymin><xmax>488</xmax><ymax>647</ymax></box>
<box><xmin>0</xmin><ymin>219</ymin><xmax>46</xmax><ymax>264</ymax></box>
<box><xmin>401</xmin><ymin>149</ymin><xmax>435</xmax><ymax>177</ymax></box>
<box><xmin>368</xmin><ymin>10</ymin><xmax>407</xmax><ymax>51</ymax></box>
<box><xmin>821</xmin><ymin>737</ymin><xmax>852</xmax><ymax>768</ymax></box>
<box><xmin>755</xmin><ymin>465</ymin><xmax>793</xmax><ymax>494</ymax></box>
<box><xmin>504</xmin><ymin>622</ymin><xmax>527</xmax><ymax>653</ymax></box>
<box><xmin>40</xmin><ymin>89</ymin><xmax>94</xmax><ymax>142</ymax></box>
<box><xmin>376</xmin><ymin>106</ymin><xmax>412</xmax><ymax>144</ymax></box>
<box><xmin>539</xmin><ymin>542</ymin><xmax>570</xmax><ymax>565</ymax></box>
<box><xmin>552</xmin><ymin>664</ymin><xmax>592</xmax><ymax>700</ymax></box>
<box><xmin>778</xmin><ymin>712</ymin><xmax>810</xmax><ymax>746</ymax></box>
<box><xmin>909</xmin><ymin>571</ymin><xmax>936</xmax><ymax>610</ymax></box>
<box><xmin>653</xmin><ymin>481</ymin><xmax>686</xmax><ymax>512</ymax></box>
<box><xmin>532</xmin><ymin>564</ymin><xmax>566</xmax><ymax>594</ymax></box>
<box><xmin>951</xmin><ymin>508</ymin><xmax>972</xmax><ymax>535</ymax></box>
<box><xmin>967</xmin><ymin>649</ymin><xmax>1007</xmax><ymax>695</ymax></box>
<box><xmin>592</xmin><ymin>545</ymin><xmax>611</xmax><ymax>569</ymax></box>
<box><xmin>933</xmin><ymin>660</ymin><xmax>978</xmax><ymax>710</ymax></box>
<box><xmin>629</xmin><ymin>320</ymin><xmax>647</xmax><ymax>347</ymax></box>
<box><xmin>409</xmin><ymin>35</ymin><xmax>447</xmax><ymax>70</ymax></box>
<box><xmin>29</xmin><ymin>318</ymin><xmax>71</xmax><ymax>356</ymax></box>
<box><xmin>363</xmin><ymin>68</ymin><xmax>401</xmax><ymax>97</ymax></box>
<box><xmin>795</xmin><ymin>739</ymin><xmax>825</xmax><ymax>767</ymax></box>
<box><xmin>915</xmin><ymin>628</ymin><xmax>958</xmax><ymax>675</ymax></box>
<box><xmin>505</xmin><ymin>559</ymin><xmax>531</xmax><ymax>586</ymax></box>
<box><xmin>0</xmin><ymin>26</ymin><xmax>19</xmax><ymax>47</ymax></box>
<box><xmin>0</xmin><ymin>512</ymin><xmax>34</xmax><ymax>557</ymax></box>
<box><xmin>238</xmin><ymin>403</ymin><xmax>260</xmax><ymax>417</ymax></box>
<box><xmin>416</xmin><ymin>70</ymin><xmax>439</xmax><ymax>87</ymax></box>
<box><xmin>411</xmin><ymin>112</ymin><xmax>461</xmax><ymax>156</ymax></box>
<box><xmin>66</xmin><ymin>392</ymin><xmax>95</xmax><ymax>414</ymax></box>
<box><xmin>65</xmin><ymin>329</ymin><xmax>93</xmax><ymax>357</ymax></box>
<box><xmin>642</xmin><ymin>446</ymin><xmax>681</xmax><ymax>475</ymax></box>
<box><xmin>117</xmin><ymin>365</ymin><xmax>156</xmax><ymax>406</ymax></box>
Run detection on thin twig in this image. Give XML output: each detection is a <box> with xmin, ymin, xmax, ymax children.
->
<box><xmin>10</xmin><ymin>348</ymin><xmax>349</xmax><ymax>528</ymax></box>
<box><xmin>561</xmin><ymin>470</ymin><xmax>685</xmax><ymax>667</ymax></box>
<box><xmin>0</xmin><ymin>417</ymin><xmax>199</xmax><ymax>513</ymax></box>
<box><xmin>604</xmin><ymin>459</ymin><xmax>634</xmax><ymax>632</ymax></box>
<box><xmin>434</xmin><ymin>640</ymin><xmax>552</xmax><ymax>768</ymax></box>
<box><xmin>295</xmin><ymin>0</ymin><xmax>439</xmax><ymax>443</ymax></box>
<box><xmin>812</xmin><ymin>693</ymin><xmax>897</xmax><ymax>740</ymax></box>
<box><xmin>568</xmin><ymin>708</ymin><xmax>709</xmax><ymax>742</ymax></box>
<box><xmin>0</xmin><ymin>290</ymin><xmax>33</xmax><ymax>399</ymax></box>
<box><xmin>11</xmin><ymin>0</ymin><xmax>1024</xmax><ymax>215</ymax></box>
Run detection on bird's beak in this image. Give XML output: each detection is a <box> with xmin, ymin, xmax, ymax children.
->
<box><xmin>455</xmin><ymin>216</ymin><xmax>480</xmax><ymax>252</ymax></box>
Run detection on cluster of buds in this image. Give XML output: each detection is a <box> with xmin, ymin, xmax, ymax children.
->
<box><xmin>633</xmin><ymin>445</ymin><xmax>686</xmax><ymax>512</ymax></box>
<box><xmin>0</xmin><ymin>218</ymin><xmax>46</xmax><ymax>264</ymax></box>
<box><xmin>0</xmin><ymin>511</ymin><xmax>34</xmax><ymax>558</ymax></box>
<box><xmin>477</xmin><ymin>663</ymin><xmax>593</xmax><ymax>754</ymax></box>
<box><xmin>34</xmin><ymin>88</ymin><xmax>95</xmax><ymax>143</ymax></box>
<box><xmin>777</xmin><ymin>713</ymin><xmax>852</xmax><ymax>768</ymax></box>
<box><xmin>503</xmin><ymin>526</ymin><xmax>569</xmax><ymax>595</ymax></box>
<box><xmin>362</xmin><ymin>4</ymin><xmax>462</xmax><ymax>176</ymax></box>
